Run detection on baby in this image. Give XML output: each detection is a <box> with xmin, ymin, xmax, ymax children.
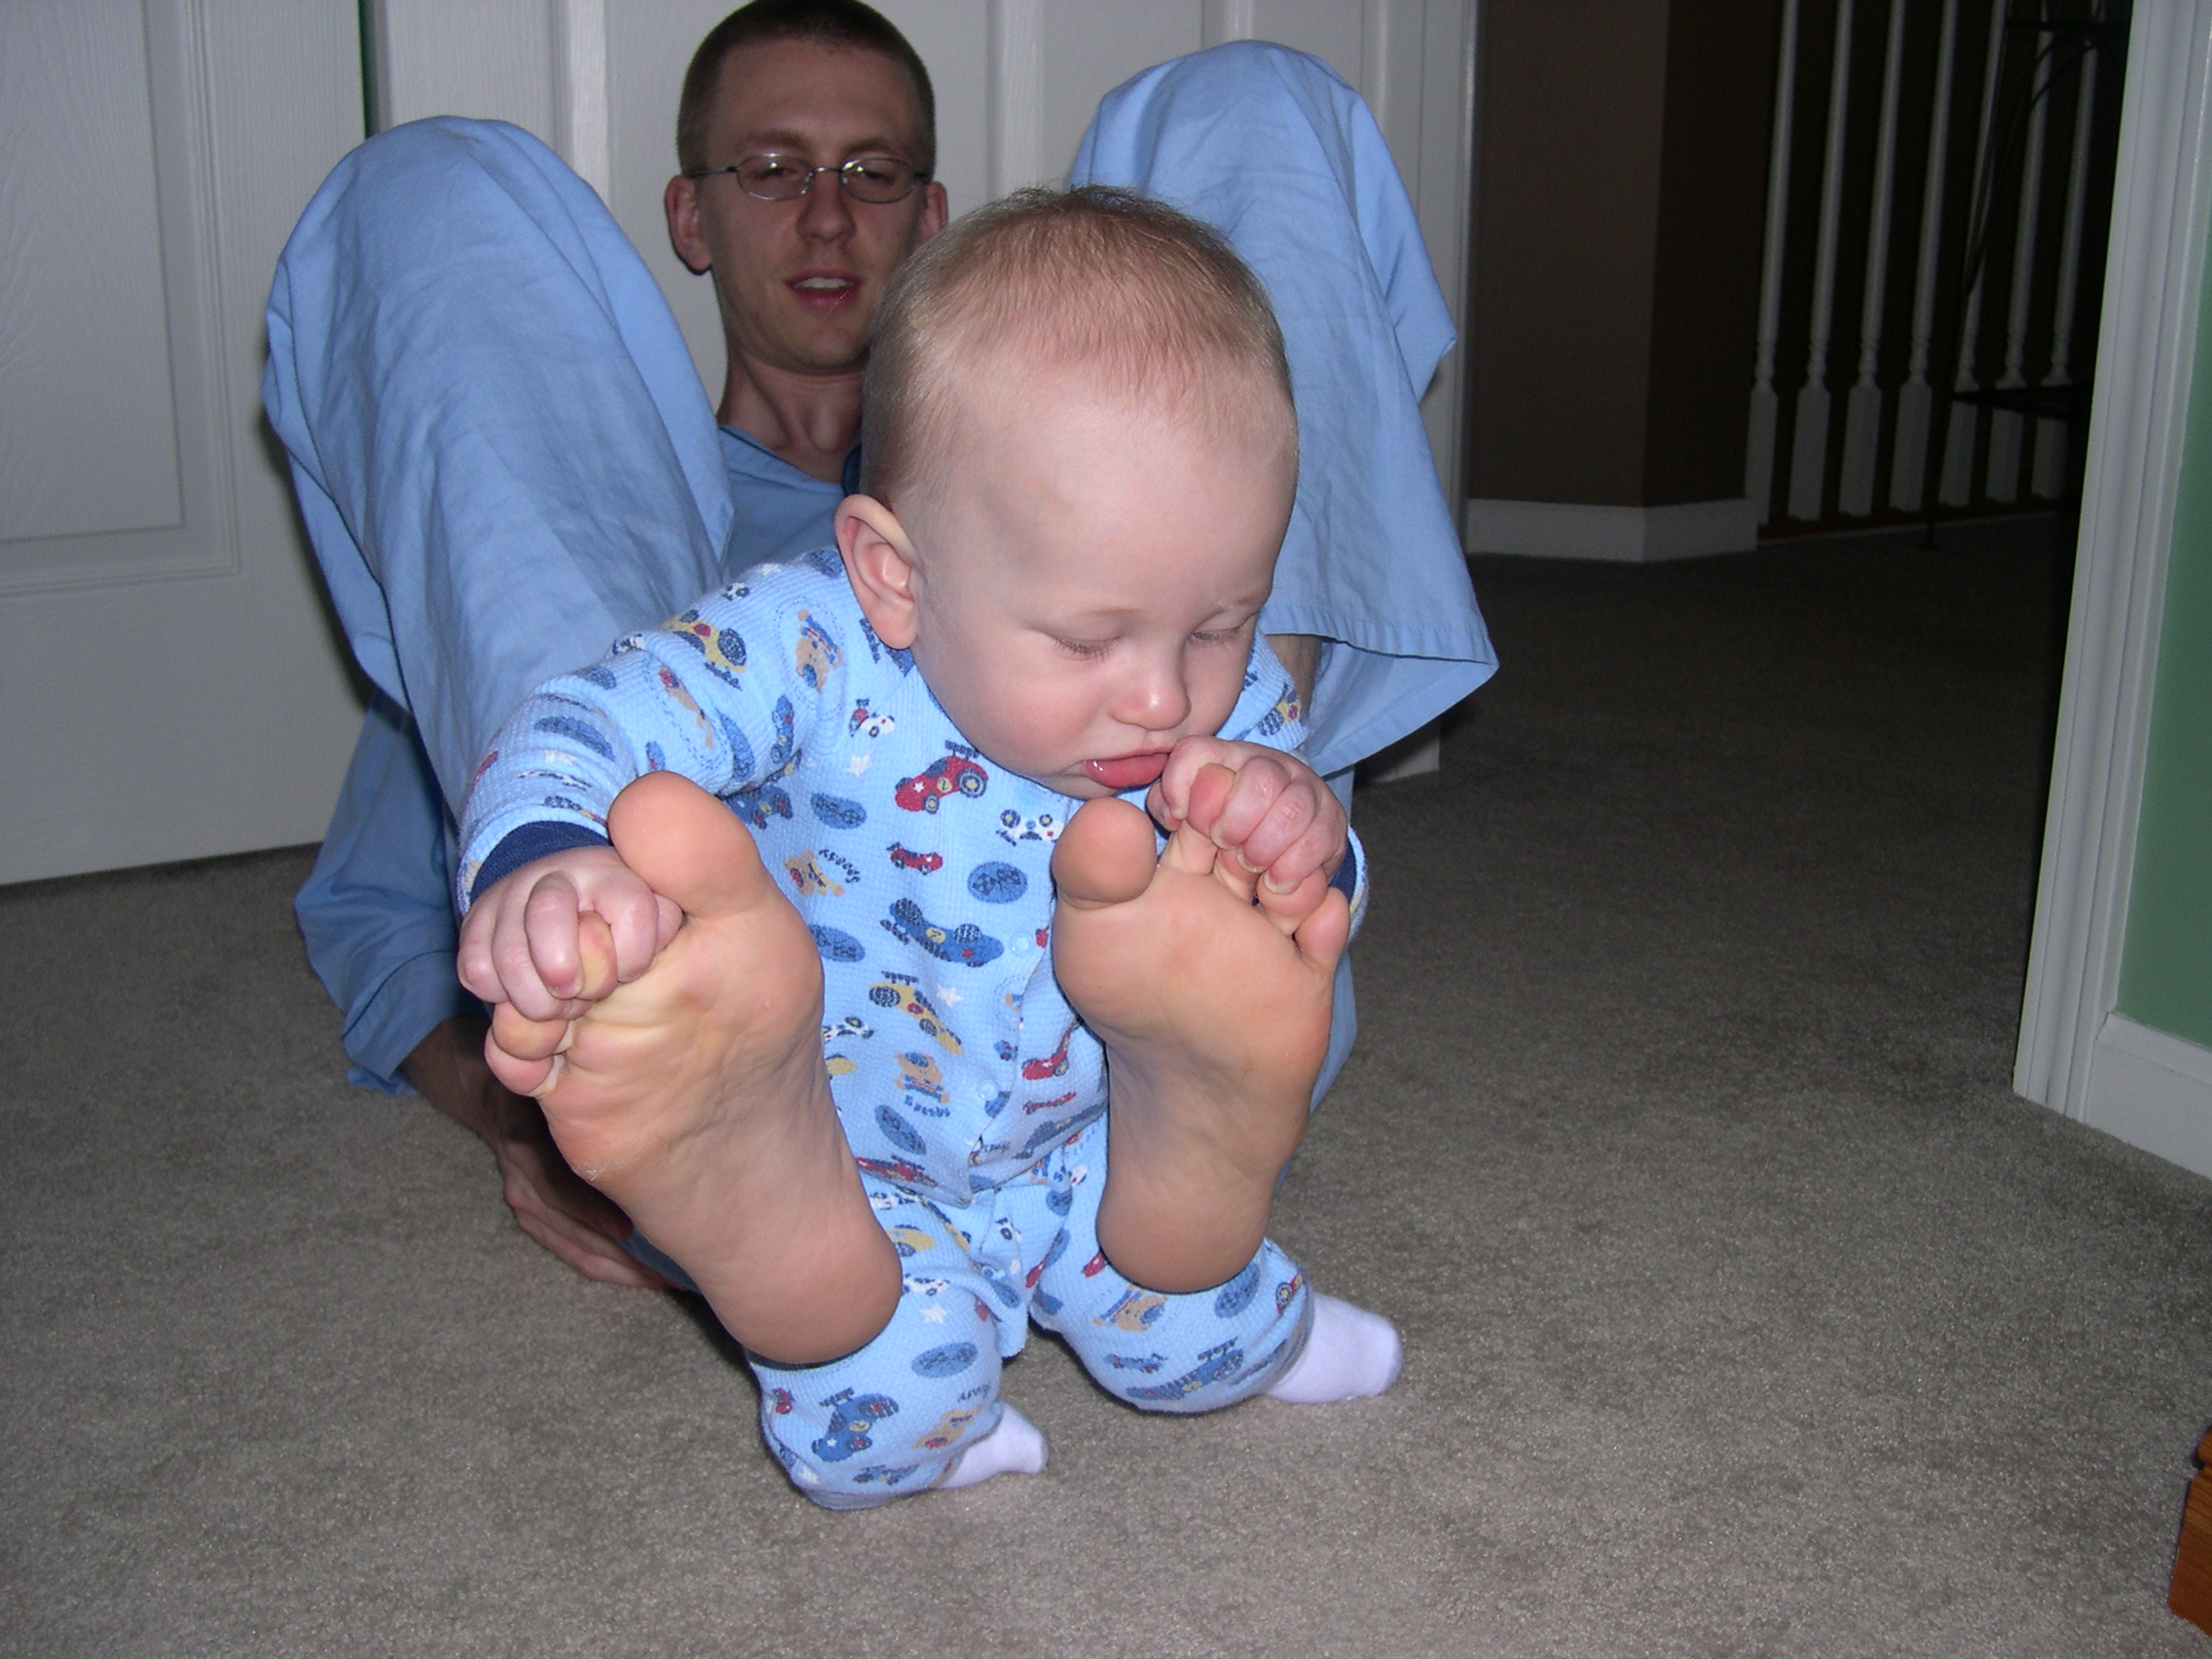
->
<box><xmin>455</xmin><ymin>187</ymin><xmax>1400</xmax><ymax>1508</ymax></box>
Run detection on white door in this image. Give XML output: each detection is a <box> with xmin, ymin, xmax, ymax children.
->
<box><xmin>0</xmin><ymin>0</ymin><xmax>369</xmax><ymax>885</ymax></box>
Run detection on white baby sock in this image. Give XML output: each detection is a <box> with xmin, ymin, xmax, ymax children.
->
<box><xmin>939</xmin><ymin>1403</ymin><xmax>1049</xmax><ymax>1491</ymax></box>
<box><xmin>1264</xmin><ymin>1293</ymin><xmax>1403</xmax><ymax>1404</ymax></box>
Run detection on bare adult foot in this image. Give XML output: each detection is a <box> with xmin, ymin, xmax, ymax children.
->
<box><xmin>1051</xmin><ymin>766</ymin><xmax>1349</xmax><ymax>1292</ymax></box>
<box><xmin>493</xmin><ymin>771</ymin><xmax>899</xmax><ymax>1363</ymax></box>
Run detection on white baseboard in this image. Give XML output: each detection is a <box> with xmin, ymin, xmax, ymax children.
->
<box><xmin>1464</xmin><ymin>497</ymin><xmax>1760</xmax><ymax>562</ymax></box>
<box><xmin>2081</xmin><ymin>1013</ymin><xmax>2212</xmax><ymax>1181</ymax></box>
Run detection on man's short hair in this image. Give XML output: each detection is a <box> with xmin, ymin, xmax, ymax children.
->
<box><xmin>677</xmin><ymin>0</ymin><xmax>937</xmax><ymax>176</ymax></box>
<box><xmin>861</xmin><ymin>186</ymin><xmax>1297</xmax><ymax>513</ymax></box>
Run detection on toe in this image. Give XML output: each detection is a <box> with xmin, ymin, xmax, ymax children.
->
<box><xmin>1051</xmin><ymin>796</ymin><xmax>1157</xmax><ymax>908</ymax></box>
<box><xmin>607</xmin><ymin>771</ymin><xmax>773</xmax><ymax>922</ymax></box>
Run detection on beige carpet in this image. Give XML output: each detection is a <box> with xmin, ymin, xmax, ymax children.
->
<box><xmin>5</xmin><ymin>519</ymin><xmax>2209</xmax><ymax>1657</ymax></box>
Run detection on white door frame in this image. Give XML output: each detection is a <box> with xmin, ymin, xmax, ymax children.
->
<box><xmin>2014</xmin><ymin>2</ymin><xmax>2212</xmax><ymax>1129</ymax></box>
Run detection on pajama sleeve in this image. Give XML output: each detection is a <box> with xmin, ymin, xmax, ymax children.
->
<box><xmin>454</xmin><ymin>563</ymin><xmax>847</xmax><ymax>909</ymax></box>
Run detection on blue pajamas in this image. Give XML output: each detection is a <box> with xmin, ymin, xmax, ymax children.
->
<box><xmin>461</xmin><ymin>561</ymin><xmax>1337</xmax><ymax>1506</ymax></box>
<box><xmin>264</xmin><ymin>43</ymin><xmax>1493</xmax><ymax>1098</ymax></box>
<box><xmin>756</xmin><ymin>1118</ymin><xmax>1309</xmax><ymax>1508</ymax></box>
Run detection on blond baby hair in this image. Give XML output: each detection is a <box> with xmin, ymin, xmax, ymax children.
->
<box><xmin>860</xmin><ymin>186</ymin><xmax>1296</xmax><ymax>512</ymax></box>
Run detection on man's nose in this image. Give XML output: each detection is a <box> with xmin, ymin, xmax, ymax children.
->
<box><xmin>795</xmin><ymin>169</ymin><xmax>857</xmax><ymax>240</ymax></box>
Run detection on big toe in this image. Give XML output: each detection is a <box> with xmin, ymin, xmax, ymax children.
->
<box><xmin>1051</xmin><ymin>796</ymin><xmax>1159</xmax><ymax>908</ymax></box>
<box><xmin>607</xmin><ymin>771</ymin><xmax>770</xmax><ymax>921</ymax></box>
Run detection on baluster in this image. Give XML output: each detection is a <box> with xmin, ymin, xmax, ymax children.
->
<box><xmin>1892</xmin><ymin>0</ymin><xmax>1962</xmax><ymax>512</ymax></box>
<box><xmin>2035</xmin><ymin>40</ymin><xmax>2098</xmax><ymax>498</ymax></box>
<box><xmin>1839</xmin><ymin>0</ymin><xmax>1910</xmax><ymax>516</ymax></box>
<box><xmin>1747</xmin><ymin>0</ymin><xmax>1802</xmax><ymax>522</ymax></box>
<box><xmin>1986</xmin><ymin>18</ymin><xmax>2052</xmax><ymax>502</ymax></box>
<box><xmin>1788</xmin><ymin>0</ymin><xmax>1857</xmax><ymax>521</ymax></box>
<box><xmin>1940</xmin><ymin>0</ymin><xmax>2010</xmax><ymax>508</ymax></box>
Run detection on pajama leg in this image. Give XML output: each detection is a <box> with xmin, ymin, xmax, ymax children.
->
<box><xmin>264</xmin><ymin>116</ymin><xmax>734</xmax><ymax>1075</ymax></box>
<box><xmin>293</xmin><ymin>690</ymin><xmax>477</xmax><ymax>1090</ymax></box>
<box><xmin>748</xmin><ymin>1183</ymin><xmax>1026</xmax><ymax>1510</ymax></box>
<box><xmin>1072</xmin><ymin>42</ymin><xmax>1495</xmax><ymax>779</ymax></box>
<box><xmin>1023</xmin><ymin>1122</ymin><xmax>1313</xmax><ymax>1417</ymax></box>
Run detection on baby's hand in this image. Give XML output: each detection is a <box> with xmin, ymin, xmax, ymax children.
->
<box><xmin>457</xmin><ymin>844</ymin><xmax>682</xmax><ymax>1040</ymax></box>
<box><xmin>1146</xmin><ymin>738</ymin><xmax>1346</xmax><ymax>926</ymax></box>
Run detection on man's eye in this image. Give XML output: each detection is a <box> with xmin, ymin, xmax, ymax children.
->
<box><xmin>747</xmin><ymin>158</ymin><xmax>802</xmax><ymax>182</ymax></box>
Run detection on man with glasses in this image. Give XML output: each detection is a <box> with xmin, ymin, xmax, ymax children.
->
<box><xmin>267</xmin><ymin>0</ymin><xmax>1493</xmax><ymax>1290</ymax></box>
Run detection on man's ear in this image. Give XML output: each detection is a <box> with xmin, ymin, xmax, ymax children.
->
<box><xmin>665</xmin><ymin>175</ymin><xmax>711</xmax><ymax>274</ymax></box>
<box><xmin>837</xmin><ymin>495</ymin><xmax>922</xmax><ymax>648</ymax></box>
<box><xmin>916</xmin><ymin>179</ymin><xmax>950</xmax><ymax>249</ymax></box>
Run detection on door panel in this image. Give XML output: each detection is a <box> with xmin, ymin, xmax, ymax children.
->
<box><xmin>0</xmin><ymin>0</ymin><xmax>370</xmax><ymax>883</ymax></box>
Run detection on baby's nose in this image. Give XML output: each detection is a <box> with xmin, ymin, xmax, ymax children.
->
<box><xmin>1116</xmin><ymin>660</ymin><xmax>1192</xmax><ymax>734</ymax></box>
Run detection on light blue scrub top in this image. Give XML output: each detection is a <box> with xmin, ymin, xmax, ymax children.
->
<box><xmin>266</xmin><ymin>43</ymin><xmax>1493</xmax><ymax>1092</ymax></box>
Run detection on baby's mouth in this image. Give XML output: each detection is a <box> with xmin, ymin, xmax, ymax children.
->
<box><xmin>1084</xmin><ymin>753</ymin><xmax>1168</xmax><ymax>790</ymax></box>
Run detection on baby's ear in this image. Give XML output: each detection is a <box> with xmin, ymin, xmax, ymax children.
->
<box><xmin>835</xmin><ymin>495</ymin><xmax>921</xmax><ymax>648</ymax></box>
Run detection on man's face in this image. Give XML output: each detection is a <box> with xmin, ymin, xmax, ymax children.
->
<box><xmin>886</xmin><ymin>367</ymin><xmax>1295</xmax><ymax>801</ymax></box>
<box><xmin>667</xmin><ymin>38</ymin><xmax>947</xmax><ymax>377</ymax></box>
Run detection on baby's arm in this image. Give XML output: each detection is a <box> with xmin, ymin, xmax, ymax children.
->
<box><xmin>1146</xmin><ymin>738</ymin><xmax>1351</xmax><ymax>929</ymax></box>
<box><xmin>456</xmin><ymin>844</ymin><xmax>681</xmax><ymax>1095</ymax></box>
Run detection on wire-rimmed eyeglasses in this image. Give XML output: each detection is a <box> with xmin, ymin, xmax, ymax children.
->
<box><xmin>683</xmin><ymin>154</ymin><xmax>930</xmax><ymax>204</ymax></box>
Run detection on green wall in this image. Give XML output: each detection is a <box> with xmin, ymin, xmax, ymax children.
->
<box><xmin>2117</xmin><ymin>227</ymin><xmax>2212</xmax><ymax>1051</ymax></box>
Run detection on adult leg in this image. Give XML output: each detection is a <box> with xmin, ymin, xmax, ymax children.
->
<box><xmin>264</xmin><ymin>115</ymin><xmax>734</xmax><ymax>808</ymax></box>
<box><xmin>266</xmin><ymin>118</ymin><xmax>733</xmax><ymax>1276</ymax></box>
<box><xmin>1072</xmin><ymin>42</ymin><xmax>1495</xmax><ymax>779</ymax></box>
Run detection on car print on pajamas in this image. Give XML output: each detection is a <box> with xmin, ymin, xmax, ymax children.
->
<box><xmin>856</xmin><ymin>1155</ymin><xmax>936</xmax><ymax>1188</ymax></box>
<box><xmin>729</xmin><ymin>782</ymin><xmax>793</xmax><ymax>829</ymax></box>
<box><xmin>1124</xmin><ymin>1340</ymin><xmax>1247</xmax><ymax>1402</ymax></box>
<box><xmin>886</xmin><ymin>842</ymin><xmax>941</xmax><ymax>873</ymax></box>
<box><xmin>811</xmin><ymin>1388</ymin><xmax>900</xmax><ymax>1462</ymax></box>
<box><xmin>996</xmin><ymin>808</ymin><xmax>1061</xmax><ymax>845</ymax></box>
<box><xmin>1101</xmin><ymin>1351</ymin><xmax>1166</xmax><ymax>1374</ymax></box>
<box><xmin>793</xmin><ymin>611</ymin><xmax>839</xmax><ymax>688</ymax></box>
<box><xmin>848</xmin><ymin>699</ymin><xmax>897</xmax><ymax>739</ymax></box>
<box><xmin>897</xmin><ymin>1051</ymin><xmax>948</xmax><ymax>1104</ymax></box>
<box><xmin>912</xmin><ymin>1406</ymin><xmax>979</xmax><ymax>1452</ymax></box>
<box><xmin>850</xmin><ymin>1462</ymin><xmax>924</xmax><ymax>1488</ymax></box>
<box><xmin>1096</xmin><ymin>1287</ymin><xmax>1167</xmax><ymax>1333</ymax></box>
<box><xmin>668</xmin><ymin>608</ymin><xmax>747</xmax><ymax>686</ymax></box>
<box><xmin>1021</xmin><ymin>1026</ymin><xmax>1074</xmax><ymax>1082</ymax></box>
<box><xmin>882</xmin><ymin>898</ymin><xmax>1003</xmax><ymax>967</ymax></box>
<box><xmin>785</xmin><ymin>848</ymin><xmax>859</xmax><ymax>898</ymax></box>
<box><xmin>652</xmin><ymin>662</ymin><xmax>711</xmax><ymax>735</ymax></box>
<box><xmin>883</xmin><ymin>1223</ymin><xmax>938</xmax><ymax>1258</ymax></box>
<box><xmin>895</xmin><ymin>748</ymin><xmax>988</xmax><ymax>812</ymax></box>
<box><xmin>867</xmin><ymin>974</ymin><xmax>963</xmax><ymax>1052</ymax></box>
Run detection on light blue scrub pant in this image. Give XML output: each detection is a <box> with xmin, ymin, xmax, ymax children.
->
<box><xmin>266</xmin><ymin>41</ymin><xmax>1493</xmax><ymax>1110</ymax></box>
